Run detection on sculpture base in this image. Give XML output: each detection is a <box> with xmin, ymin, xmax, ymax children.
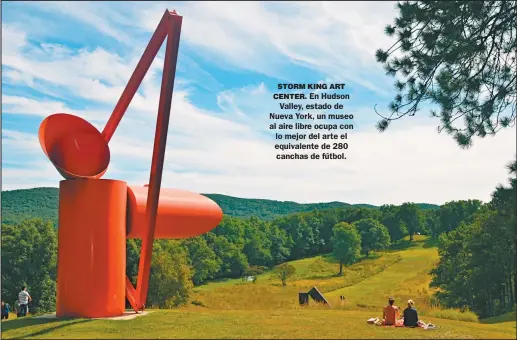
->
<box><xmin>56</xmin><ymin>179</ymin><xmax>127</xmax><ymax>318</ymax></box>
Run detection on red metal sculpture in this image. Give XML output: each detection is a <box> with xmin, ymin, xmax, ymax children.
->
<box><xmin>38</xmin><ymin>10</ymin><xmax>223</xmax><ymax>318</ymax></box>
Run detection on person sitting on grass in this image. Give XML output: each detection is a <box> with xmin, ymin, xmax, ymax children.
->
<box><xmin>403</xmin><ymin>299</ymin><xmax>419</xmax><ymax>327</ymax></box>
<box><xmin>382</xmin><ymin>297</ymin><xmax>400</xmax><ymax>326</ymax></box>
<box><xmin>1</xmin><ymin>301</ymin><xmax>10</xmax><ymax>320</ymax></box>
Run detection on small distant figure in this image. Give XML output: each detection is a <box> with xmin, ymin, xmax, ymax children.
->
<box><xmin>18</xmin><ymin>286</ymin><xmax>32</xmax><ymax>317</ymax></box>
<box><xmin>382</xmin><ymin>297</ymin><xmax>399</xmax><ymax>326</ymax></box>
<box><xmin>1</xmin><ymin>301</ymin><xmax>10</xmax><ymax>320</ymax></box>
<box><xmin>403</xmin><ymin>299</ymin><xmax>419</xmax><ymax>327</ymax></box>
<box><xmin>340</xmin><ymin>295</ymin><xmax>346</xmax><ymax>306</ymax></box>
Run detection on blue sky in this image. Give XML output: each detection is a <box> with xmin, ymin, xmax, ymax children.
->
<box><xmin>2</xmin><ymin>1</ymin><xmax>515</xmax><ymax>204</ymax></box>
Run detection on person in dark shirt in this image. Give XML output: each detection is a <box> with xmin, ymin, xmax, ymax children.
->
<box><xmin>403</xmin><ymin>299</ymin><xmax>419</xmax><ymax>327</ymax></box>
<box><xmin>1</xmin><ymin>301</ymin><xmax>10</xmax><ymax>320</ymax></box>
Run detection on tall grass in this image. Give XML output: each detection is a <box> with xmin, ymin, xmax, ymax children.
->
<box><xmin>421</xmin><ymin>307</ymin><xmax>479</xmax><ymax>323</ymax></box>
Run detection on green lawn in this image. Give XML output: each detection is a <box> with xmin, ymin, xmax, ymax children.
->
<box><xmin>2</xmin><ymin>236</ymin><xmax>515</xmax><ymax>339</ymax></box>
<box><xmin>2</xmin><ymin>309</ymin><xmax>515</xmax><ymax>339</ymax></box>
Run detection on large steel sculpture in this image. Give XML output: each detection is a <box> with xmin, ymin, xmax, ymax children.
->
<box><xmin>38</xmin><ymin>10</ymin><xmax>223</xmax><ymax>318</ymax></box>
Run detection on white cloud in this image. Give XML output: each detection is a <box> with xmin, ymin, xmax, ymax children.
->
<box><xmin>23</xmin><ymin>1</ymin><xmax>135</xmax><ymax>44</ymax></box>
<box><xmin>137</xmin><ymin>1</ymin><xmax>398</xmax><ymax>94</ymax></box>
<box><xmin>1</xmin><ymin>24</ymin><xmax>28</xmax><ymax>56</ymax></box>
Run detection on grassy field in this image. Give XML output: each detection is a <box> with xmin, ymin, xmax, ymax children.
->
<box><xmin>2</xmin><ymin>236</ymin><xmax>515</xmax><ymax>339</ymax></box>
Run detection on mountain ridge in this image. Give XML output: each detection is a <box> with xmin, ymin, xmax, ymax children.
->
<box><xmin>1</xmin><ymin>187</ymin><xmax>440</xmax><ymax>224</ymax></box>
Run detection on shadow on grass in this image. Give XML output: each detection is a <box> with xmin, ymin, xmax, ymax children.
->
<box><xmin>423</xmin><ymin>237</ymin><xmax>440</xmax><ymax>248</ymax></box>
<box><xmin>26</xmin><ymin>319</ymin><xmax>92</xmax><ymax>338</ymax></box>
<box><xmin>480</xmin><ymin>311</ymin><xmax>516</xmax><ymax>324</ymax></box>
<box><xmin>386</xmin><ymin>240</ymin><xmax>418</xmax><ymax>252</ymax></box>
<box><xmin>321</xmin><ymin>254</ymin><xmax>340</xmax><ymax>263</ymax></box>
<box><xmin>2</xmin><ymin>316</ymin><xmax>91</xmax><ymax>336</ymax></box>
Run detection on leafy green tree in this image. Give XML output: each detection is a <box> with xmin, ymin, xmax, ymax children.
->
<box><xmin>430</xmin><ymin>221</ymin><xmax>476</xmax><ymax>312</ymax></box>
<box><xmin>398</xmin><ymin>203</ymin><xmax>421</xmax><ymax>241</ymax></box>
<box><xmin>147</xmin><ymin>241</ymin><xmax>193</xmax><ymax>308</ymax></box>
<box><xmin>126</xmin><ymin>239</ymin><xmax>141</xmax><ymax>287</ymax></box>
<box><xmin>213</xmin><ymin>215</ymin><xmax>246</xmax><ymax>247</ymax></box>
<box><xmin>273</xmin><ymin>263</ymin><xmax>296</xmax><ymax>286</ymax></box>
<box><xmin>353</xmin><ymin>219</ymin><xmax>391</xmax><ymax>257</ymax></box>
<box><xmin>210</xmin><ymin>235</ymin><xmax>249</xmax><ymax>278</ymax></box>
<box><xmin>242</xmin><ymin>217</ymin><xmax>273</xmax><ymax>267</ymax></box>
<box><xmin>1</xmin><ymin>219</ymin><xmax>57</xmax><ymax>313</ymax></box>
<box><xmin>419</xmin><ymin>209</ymin><xmax>440</xmax><ymax>236</ymax></box>
<box><xmin>275</xmin><ymin>214</ymin><xmax>316</xmax><ymax>260</ymax></box>
<box><xmin>380</xmin><ymin>205</ymin><xmax>407</xmax><ymax>242</ymax></box>
<box><xmin>331</xmin><ymin>222</ymin><xmax>361</xmax><ymax>275</ymax></box>
<box><xmin>439</xmin><ymin>200</ymin><xmax>483</xmax><ymax>234</ymax></box>
<box><xmin>375</xmin><ymin>1</ymin><xmax>516</xmax><ymax>148</ymax></box>
<box><xmin>267</xmin><ymin>224</ymin><xmax>291</xmax><ymax>264</ymax></box>
<box><xmin>183</xmin><ymin>237</ymin><xmax>220</xmax><ymax>285</ymax></box>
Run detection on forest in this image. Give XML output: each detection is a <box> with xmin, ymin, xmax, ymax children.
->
<box><xmin>1</xmin><ymin>161</ymin><xmax>514</xmax><ymax>319</ymax></box>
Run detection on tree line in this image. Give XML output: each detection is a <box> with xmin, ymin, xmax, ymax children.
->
<box><xmin>1</xmin><ymin>194</ymin><xmax>489</xmax><ymax>313</ymax></box>
<box><xmin>430</xmin><ymin>161</ymin><xmax>516</xmax><ymax>318</ymax></box>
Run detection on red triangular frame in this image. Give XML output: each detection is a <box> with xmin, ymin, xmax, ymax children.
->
<box><xmin>102</xmin><ymin>9</ymin><xmax>183</xmax><ymax>313</ymax></box>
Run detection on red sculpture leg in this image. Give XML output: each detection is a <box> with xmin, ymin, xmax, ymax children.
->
<box><xmin>136</xmin><ymin>12</ymin><xmax>183</xmax><ymax>310</ymax></box>
<box><xmin>102</xmin><ymin>10</ymin><xmax>171</xmax><ymax>144</ymax></box>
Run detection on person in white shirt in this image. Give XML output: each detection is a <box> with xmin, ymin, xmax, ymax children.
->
<box><xmin>18</xmin><ymin>286</ymin><xmax>32</xmax><ymax>317</ymax></box>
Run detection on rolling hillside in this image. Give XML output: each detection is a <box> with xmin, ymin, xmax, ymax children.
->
<box><xmin>1</xmin><ymin>187</ymin><xmax>440</xmax><ymax>224</ymax></box>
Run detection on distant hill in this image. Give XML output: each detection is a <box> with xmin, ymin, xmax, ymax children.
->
<box><xmin>1</xmin><ymin>187</ymin><xmax>60</xmax><ymax>225</ymax></box>
<box><xmin>1</xmin><ymin>187</ymin><xmax>439</xmax><ymax>225</ymax></box>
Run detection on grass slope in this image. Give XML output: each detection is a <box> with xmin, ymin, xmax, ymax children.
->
<box><xmin>1</xmin><ymin>188</ymin><xmax>440</xmax><ymax>224</ymax></box>
<box><xmin>4</xmin><ymin>236</ymin><xmax>513</xmax><ymax>339</ymax></box>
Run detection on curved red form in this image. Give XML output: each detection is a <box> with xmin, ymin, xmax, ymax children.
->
<box><xmin>126</xmin><ymin>186</ymin><xmax>223</xmax><ymax>239</ymax></box>
<box><xmin>39</xmin><ymin>113</ymin><xmax>110</xmax><ymax>179</ymax></box>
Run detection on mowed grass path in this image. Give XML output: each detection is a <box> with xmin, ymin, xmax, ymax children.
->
<box><xmin>326</xmin><ymin>238</ymin><xmax>439</xmax><ymax>311</ymax></box>
<box><xmin>2</xmin><ymin>309</ymin><xmax>515</xmax><ymax>339</ymax></box>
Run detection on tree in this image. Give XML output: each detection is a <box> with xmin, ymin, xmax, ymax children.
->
<box><xmin>380</xmin><ymin>205</ymin><xmax>407</xmax><ymax>242</ymax></box>
<box><xmin>1</xmin><ymin>219</ymin><xmax>57</xmax><ymax>314</ymax></box>
<box><xmin>126</xmin><ymin>239</ymin><xmax>141</xmax><ymax>287</ymax></box>
<box><xmin>268</xmin><ymin>225</ymin><xmax>291</xmax><ymax>264</ymax></box>
<box><xmin>183</xmin><ymin>237</ymin><xmax>220</xmax><ymax>285</ymax></box>
<box><xmin>398</xmin><ymin>203</ymin><xmax>421</xmax><ymax>241</ymax></box>
<box><xmin>420</xmin><ymin>209</ymin><xmax>440</xmax><ymax>237</ymax></box>
<box><xmin>275</xmin><ymin>214</ymin><xmax>315</xmax><ymax>260</ymax></box>
<box><xmin>273</xmin><ymin>263</ymin><xmax>296</xmax><ymax>286</ymax></box>
<box><xmin>331</xmin><ymin>222</ymin><xmax>362</xmax><ymax>275</ymax></box>
<box><xmin>147</xmin><ymin>241</ymin><xmax>193</xmax><ymax>308</ymax></box>
<box><xmin>375</xmin><ymin>1</ymin><xmax>516</xmax><ymax>148</ymax></box>
<box><xmin>243</xmin><ymin>235</ymin><xmax>272</xmax><ymax>267</ymax></box>
<box><xmin>210</xmin><ymin>235</ymin><xmax>249</xmax><ymax>278</ymax></box>
<box><xmin>353</xmin><ymin>219</ymin><xmax>391</xmax><ymax>257</ymax></box>
<box><xmin>439</xmin><ymin>200</ymin><xmax>483</xmax><ymax>234</ymax></box>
